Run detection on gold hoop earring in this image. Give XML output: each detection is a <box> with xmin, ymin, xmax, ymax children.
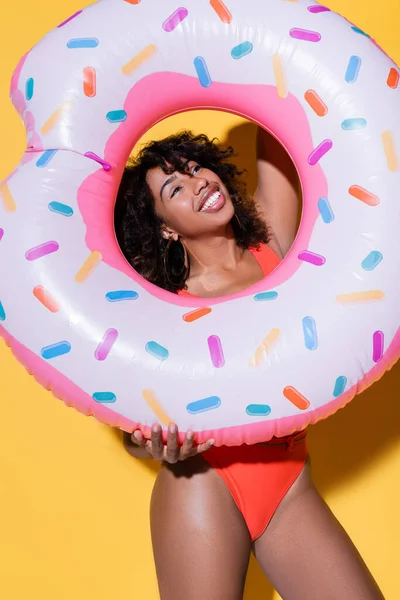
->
<box><xmin>163</xmin><ymin>238</ymin><xmax>189</xmax><ymax>286</ymax></box>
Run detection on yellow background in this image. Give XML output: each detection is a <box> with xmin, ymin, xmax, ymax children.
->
<box><xmin>0</xmin><ymin>1</ymin><xmax>399</xmax><ymax>598</ymax></box>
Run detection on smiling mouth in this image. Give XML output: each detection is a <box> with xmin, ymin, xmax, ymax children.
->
<box><xmin>199</xmin><ymin>189</ymin><xmax>222</xmax><ymax>212</ymax></box>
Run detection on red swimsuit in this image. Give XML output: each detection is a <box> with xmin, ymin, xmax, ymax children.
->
<box><xmin>178</xmin><ymin>245</ymin><xmax>309</xmax><ymax>541</ymax></box>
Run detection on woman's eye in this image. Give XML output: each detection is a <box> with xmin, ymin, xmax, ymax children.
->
<box><xmin>171</xmin><ymin>186</ymin><xmax>182</xmax><ymax>198</ymax></box>
<box><xmin>192</xmin><ymin>165</ymin><xmax>202</xmax><ymax>174</ymax></box>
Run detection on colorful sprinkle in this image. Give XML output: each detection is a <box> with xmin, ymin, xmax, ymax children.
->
<box><xmin>194</xmin><ymin>56</ymin><xmax>212</xmax><ymax>88</ymax></box>
<box><xmin>0</xmin><ymin>229</ymin><xmax>3</xmax><ymax>241</ymax></box>
<box><xmin>341</xmin><ymin>118</ymin><xmax>367</xmax><ymax>130</ymax></box>
<box><xmin>272</xmin><ymin>53</ymin><xmax>287</xmax><ymax>99</ymax></box>
<box><xmin>41</xmin><ymin>102</ymin><xmax>73</xmax><ymax>135</ymax></box>
<box><xmin>83</xmin><ymin>67</ymin><xmax>97</xmax><ymax>97</ymax></box>
<box><xmin>345</xmin><ymin>56</ymin><xmax>361</xmax><ymax>83</ymax></box>
<box><xmin>208</xmin><ymin>335</ymin><xmax>225</xmax><ymax>368</ymax></box>
<box><xmin>183</xmin><ymin>307</ymin><xmax>212</xmax><ymax>322</ymax></box>
<box><xmin>122</xmin><ymin>44</ymin><xmax>157</xmax><ymax>75</ymax></box>
<box><xmin>48</xmin><ymin>201</ymin><xmax>74</xmax><ymax>217</ymax></box>
<box><xmin>373</xmin><ymin>330</ymin><xmax>384</xmax><ymax>362</ymax></box>
<box><xmin>210</xmin><ymin>0</ymin><xmax>232</xmax><ymax>24</ymax></box>
<box><xmin>75</xmin><ymin>250</ymin><xmax>102</xmax><ymax>282</ymax></box>
<box><xmin>84</xmin><ymin>152</ymin><xmax>112</xmax><ymax>171</ymax></box>
<box><xmin>124</xmin><ymin>0</ymin><xmax>141</xmax><ymax>4</ymax></box>
<box><xmin>92</xmin><ymin>392</ymin><xmax>117</xmax><ymax>403</ymax></box>
<box><xmin>36</xmin><ymin>150</ymin><xmax>58</xmax><ymax>168</ymax></box>
<box><xmin>25</xmin><ymin>78</ymin><xmax>34</xmax><ymax>101</ymax></box>
<box><xmin>106</xmin><ymin>290</ymin><xmax>138</xmax><ymax>302</ymax></box>
<box><xmin>33</xmin><ymin>286</ymin><xmax>60</xmax><ymax>313</ymax></box>
<box><xmin>361</xmin><ymin>251</ymin><xmax>383</xmax><ymax>271</ymax></box>
<box><xmin>254</xmin><ymin>291</ymin><xmax>278</xmax><ymax>301</ymax></box>
<box><xmin>0</xmin><ymin>301</ymin><xmax>5</xmax><ymax>321</ymax></box>
<box><xmin>351</xmin><ymin>26</ymin><xmax>369</xmax><ymax>37</ymax></box>
<box><xmin>145</xmin><ymin>341</ymin><xmax>169</xmax><ymax>361</ymax></box>
<box><xmin>0</xmin><ymin>183</ymin><xmax>16</xmax><ymax>212</ymax></box>
<box><xmin>289</xmin><ymin>28</ymin><xmax>321</xmax><ymax>42</ymax></box>
<box><xmin>57</xmin><ymin>10</ymin><xmax>83</xmax><ymax>27</ymax></box>
<box><xmin>382</xmin><ymin>130</ymin><xmax>398</xmax><ymax>172</ymax></box>
<box><xmin>318</xmin><ymin>197</ymin><xmax>335</xmax><ymax>223</ymax></box>
<box><xmin>142</xmin><ymin>389</ymin><xmax>172</xmax><ymax>425</ymax></box>
<box><xmin>162</xmin><ymin>7</ymin><xmax>189</xmax><ymax>32</ymax></box>
<box><xmin>187</xmin><ymin>396</ymin><xmax>221</xmax><ymax>414</ymax></box>
<box><xmin>387</xmin><ymin>68</ymin><xmax>399</xmax><ymax>89</ymax></box>
<box><xmin>304</xmin><ymin>89</ymin><xmax>328</xmax><ymax>116</ymax></box>
<box><xmin>302</xmin><ymin>316</ymin><xmax>318</xmax><ymax>351</ymax></box>
<box><xmin>308</xmin><ymin>139</ymin><xmax>333</xmax><ymax>165</ymax></box>
<box><xmin>67</xmin><ymin>38</ymin><xmax>99</xmax><ymax>49</ymax></box>
<box><xmin>307</xmin><ymin>5</ymin><xmax>330</xmax><ymax>12</ymax></box>
<box><xmin>336</xmin><ymin>290</ymin><xmax>384</xmax><ymax>304</ymax></box>
<box><xmin>25</xmin><ymin>241</ymin><xmax>59</xmax><ymax>261</ymax></box>
<box><xmin>298</xmin><ymin>250</ymin><xmax>326</xmax><ymax>266</ymax></box>
<box><xmin>246</xmin><ymin>404</ymin><xmax>272</xmax><ymax>416</ymax></box>
<box><xmin>231</xmin><ymin>41</ymin><xmax>253</xmax><ymax>59</ymax></box>
<box><xmin>249</xmin><ymin>328</ymin><xmax>280</xmax><ymax>367</ymax></box>
<box><xmin>106</xmin><ymin>110</ymin><xmax>127</xmax><ymax>123</ymax></box>
<box><xmin>333</xmin><ymin>376</ymin><xmax>347</xmax><ymax>397</ymax></box>
<box><xmin>41</xmin><ymin>341</ymin><xmax>71</xmax><ymax>360</ymax></box>
<box><xmin>283</xmin><ymin>386</ymin><xmax>310</xmax><ymax>410</ymax></box>
<box><xmin>349</xmin><ymin>185</ymin><xmax>379</xmax><ymax>206</ymax></box>
<box><xmin>95</xmin><ymin>328</ymin><xmax>118</xmax><ymax>361</ymax></box>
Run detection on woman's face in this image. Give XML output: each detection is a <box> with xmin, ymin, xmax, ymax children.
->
<box><xmin>146</xmin><ymin>160</ymin><xmax>235</xmax><ymax>240</ymax></box>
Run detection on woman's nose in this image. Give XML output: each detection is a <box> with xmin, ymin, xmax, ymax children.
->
<box><xmin>193</xmin><ymin>176</ymin><xmax>208</xmax><ymax>194</ymax></box>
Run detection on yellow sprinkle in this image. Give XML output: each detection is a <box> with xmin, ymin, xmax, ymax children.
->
<box><xmin>336</xmin><ymin>290</ymin><xmax>385</xmax><ymax>304</ymax></box>
<box><xmin>272</xmin><ymin>53</ymin><xmax>287</xmax><ymax>99</ymax></box>
<box><xmin>249</xmin><ymin>328</ymin><xmax>280</xmax><ymax>367</ymax></box>
<box><xmin>122</xmin><ymin>44</ymin><xmax>157</xmax><ymax>75</ymax></box>
<box><xmin>0</xmin><ymin>182</ymin><xmax>16</xmax><ymax>212</ymax></box>
<box><xmin>382</xmin><ymin>130</ymin><xmax>398</xmax><ymax>172</ymax></box>
<box><xmin>75</xmin><ymin>251</ymin><xmax>102</xmax><ymax>283</ymax></box>
<box><xmin>142</xmin><ymin>390</ymin><xmax>172</xmax><ymax>427</ymax></box>
<box><xmin>41</xmin><ymin>100</ymin><xmax>73</xmax><ymax>135</ymax></box>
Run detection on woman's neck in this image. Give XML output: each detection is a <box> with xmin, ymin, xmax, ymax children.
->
<box><xmin>184</xmin><ymin>227</ymin><xmax>244</xmax><ymax>277</ymax></box>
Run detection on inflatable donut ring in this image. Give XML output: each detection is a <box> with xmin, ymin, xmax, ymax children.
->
<box><xmin>0</xmin><ymin>0</ymin><xmax>399</xmax><ymax>446</ymax></box>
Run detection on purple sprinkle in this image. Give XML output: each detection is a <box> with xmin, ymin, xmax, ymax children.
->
<box><xmin>289</xmin><ymin>28</ymin><xmax>321</xmax><ymax>42</ymax></box>
<box><xmin>162</xmin><ymin>7</ymin><xmax>189</xmax><ymax>32</ymax></box>
<box><xmin>25</xmin><ymin>241</ymin><xmax>59</xmax><ymax>261</ymax></box>
<box><xmin>308</xmin><ymin>139</ymin><xmax>333</xmax><ymax>165</ymax></box>
<box><xmin>84</xmin><ymin>151</ymin><xmax>112</xmax><ymax>172</ymax></box>
<box><xmin>57</xmin><ymin>10</ymin><xmax>83</xmax><ymax>28</ymax></box>
<box><xmin>298</xmin><ymin>250</ymin><xmax>326</xmax><ymax>266</ymax></box>
<box><xmin>208</xmin><ymin>335</ymin><xmax>225</xmax><ymax>368</ymax></box>
<box><xmin>307</xmin><ymin>5</ymin><xmax>330</xmax><ymax>13</ymax></box>
<box><xmin>0</xmin><ymin>229</ymin><xmax>3</xmax><ymax>241</ymax></box>
<box><xmin>373</xmin><ymin>330</ymin><xmax>384</xmax><ymax>362</ymax></box>
<box><xmin>95</xmin><ymin>328</ymin><xmax>119</xmax><ymax>361</ymax></box>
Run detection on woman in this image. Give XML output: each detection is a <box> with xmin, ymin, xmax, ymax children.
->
<box><xmin>116</xmin><ymin>129</ymin><xmax>384</xmax><ymax>600</ymax></box>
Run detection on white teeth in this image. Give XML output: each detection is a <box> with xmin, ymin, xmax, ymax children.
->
<box><xmin>200</xmin><ymin>191</ymin><xmax>221</xmax><ymax>211</ymax></box>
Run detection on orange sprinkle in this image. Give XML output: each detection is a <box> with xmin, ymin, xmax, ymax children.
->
<box><xmin>0</xmin><ymin>182</ymin><xmax>16</xmax><ymax>212</ymax></box>
<box><xmin>33</xmin><ymin>286</ymin><xmax>60</xmax><ymax>313</ymax></box>
<box><xmin>122</xmin><ymin>44</ymin><xmax>157</xmax><ymax>75</ymax></box>
<box><xmin>75</xmin><ymin>251</ymin><xmax>102</xmax><ymax>283</ymax></box>
<box><xmin>124</xmin><ymin>0</ymin><xmax>141</xmax><ymax>3</ymax></box>
<box><xmin>336</xmin><ymin>290</ymin><xmax>384</xmax><ymax>304</ymax></box>
<box><xmin>210</xmin><ymin>0</ymin><xmax>232</xmax><ymax>24</ymax></box>
<box><xmin>304</xmin><ymin>89</ymin><xmax>328</xmax><ymax>116</ymax></box>
<box><xmin>183</xmin><ymin>307</ymin><xmax>212</xmax><ymax>322</ymax></box>
<box><xmin>142</xmin><ymin>390</ymin><xmax>172</xmax><ymax>426</ymax></box>
<box><xmin>272</xmin><ymin>53</ymin><xmax>287</xmax><ymax>99</ymax></box>
<box><xmin>283</xmin><ymin>386</ymin><xmax>310</xmax><ymax>411</ymax></box>
<box><xmin>349</xmin><ymin>185</ymin><xmax>380</xmax><ymax>206</ymax></box>
<box><xmin>41</xmin><ymin>101</ymin><xmax>73</xmax><ymax>135</ymax></box>
<box><xmin>387</xmin><ymin>68</ymin><xmax>399</xmax><ymax>89</ymax></box>
<box><xmin>83</xmin><ymin>67</ymin><xmax>96</xmax><ymax>97</ymax></box>
<box><xmin>382</xmin><ymin>130</ymin><xmax>398</xmax><ymax>172</ymax></box>
<box><xmin>249</xmin><ymin>328</ymin><xmax>280</xmax><ymax>367</ymax></box>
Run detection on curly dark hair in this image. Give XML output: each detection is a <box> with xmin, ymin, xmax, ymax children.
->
<box><xmin>115</xmin><ymin>131</ymin><xmax>270</xmax><ymax>293</ymax></box>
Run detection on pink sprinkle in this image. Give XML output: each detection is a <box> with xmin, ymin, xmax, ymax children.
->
<box><xmin>25</xmin><ymin>241</ymin><xmax>59</xmax><ymax>261</ymax></box>
<box><xmin>290</xmin><ymin>28</ymin><xmax>321</xmax><ymax>42</ymax></box>
<box><xmin>372</xmin><ymin>330</ymin><xmax>384</xmax><ymax>362</ymax></box>
<box><xmin>307</xmin><ymin>6</ymin><xmax>330</xmax><ymax>13</ymax></box>
<box><xmin>308</xmin><ymin>139</ymin><xmax>333</xmax><ymax>165</ymax></box>
<box><xmin>95</xmin><ymin>328</ymin><xmax>119</xmax><ymax>361</ymax></box>
<box><xmin>208</xmin><ymin>335</ymin><xmax>225</xmax><ymax>368</ymax></box>
<box><xmin>0</xmin><ymin>229</ymin><xmax>3</xmax><ymax>241</ymax></box>
<box><xmin>298</xmin><ymin>251</ymin><xmax>326</xmax><ymax>266</ymax></box>
<box><xmin>84</xmin><ymin>152</ymin><xmax>112</xmax><ymax>171</ymax></box>
<box><xmin>162</xmin><ymin>7</ymin><xmax>189</xmax><ymax>32</ymax></box>
<box><xmin>57</xmin><ymin>10</ymin><xmax>83</xmax><ymax>28</ymax></box>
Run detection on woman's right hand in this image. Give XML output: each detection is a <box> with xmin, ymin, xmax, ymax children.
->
<box><xmin>128</xmin><ymin>423</ymin><xmax>215</xmax><ymax>463</ymax></box>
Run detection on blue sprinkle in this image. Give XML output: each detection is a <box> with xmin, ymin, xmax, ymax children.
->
<box><xmin>341</xmin><ymin>118</ymin><xmax>367</xmax><ymax>130</ymax></box>
<box><xmin>106</xmin><ymin>110</ymin><xmax>127</xmax><ymax>123</ymax></box>
<box><xmin>187</xmin><ymin>396</ymin><xmax>221</xmax><ymax>414</ymax></box>
<box><xmin>92</xmin><ymin>392</ymin><xmax>117</xmax><ymax>403</ymax></box>
<box><xmin>345</xmin><ymin>56</ymin><xmax>361</xmax><ymax>83</ymax></box>
<box><xmin>106</xmin><ymin>290</ymin><xmax>138</xmax><ymax>302</ymax></box>
<box><xmin>48</xmin><ymin>202</ymin><xmax>74</xmax><ymax>217</ymax></box>
<box><xmin>194</xmin><ymin>56</ymin><xmax>212</xmax><ymax>88</ymax></box>
<box><xmin>67</xmin><ymin>38</ymin><xmax>99</xmax><ymax>49</ymax></box>
<box><xmin>254</xmin><ymin>291</ymin><xmax>279</xmax><ymax>301</ymax></box>
<box><xmin>318</xmin><ymin>197</ymin><xmax>335</xmax><ymax>224</ymax></box>
<box><xmin>36</xmin><ymin>150</ymin><xmax>58</xmax><ymax>168</ymax></box>
<box><xmin>231</xmin><ymin>41</ymin><xmax>253</xmax><ymax>60</ymax></box>
<box><xmin>25</xmin><ymin>78</ymin><xmax>34</xmax><ymax>101</ymax></box>
<box><xmin>0</xmin><ymin>301</ymin><xmax>5</xmax><ymax>321</ymax></box>
<box><xmin>246</xmin><ymin>404</ymin><xmax>272</xmax><ymax>417</ymax></box>
<box><xmin>361</xmin><ymin>251</ymin><xmax>383</xmax><ymax>271</ymax></box>
<box><xmin>302</xmin><ymin>316</ymin><xmax>318</xmax><ymax>351</ymax></box>
<box><xmin>333</xmin><ymin>376</ymin><xmax>347</xmax><ymax>397</ymax></box>
<box><xmin>351</xmin><ymin>26</ymin><xmax>370</xmax><ymax>37</ymax></box>
<box><xmin>41</xmin><ymin>341</ymin><xmax>71</xmax><ymax>360</ymax></box>
<box><xmin>145</xmin><ymin>341</ymin><xmax>169</xmax><ymax>361</ymax></box>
